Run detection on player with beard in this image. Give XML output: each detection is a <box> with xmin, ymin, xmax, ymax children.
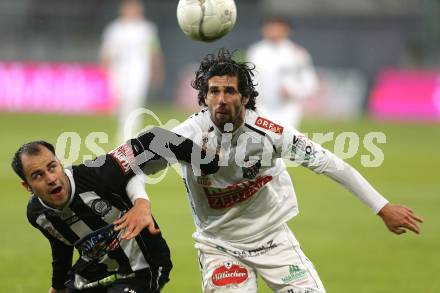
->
<box><xmin>168</xmin><ymin>49</ymin><xmax>423</xmax><ymax>292</ymax></box>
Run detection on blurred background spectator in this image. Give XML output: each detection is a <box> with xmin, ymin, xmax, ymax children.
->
<box><xmin>247</xmin><ymin>17</ymin><xmax>318</xmax><ymax>129</ymax></box>
<box><xmin>100</xmin><ymin>0</ymin><xmax>164</xmax><ymax>142</ymax></box>
<box><xmin>0</xmin><ymin>0</ymin><xmax>439</xmax><ymax>119</ymax></box>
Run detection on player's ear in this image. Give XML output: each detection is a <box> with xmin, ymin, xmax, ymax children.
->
<box><xmin>21</xmin><ymin>181</ymin><xmax>32</xmax><ymax>193</ymax></box>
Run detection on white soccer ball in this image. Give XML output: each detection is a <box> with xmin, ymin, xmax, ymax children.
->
<box><xmin>177</xmin><ymin>0</ymin><xmax>237</xmax><ymax>42</ymax></box>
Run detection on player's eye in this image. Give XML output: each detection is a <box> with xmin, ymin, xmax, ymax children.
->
<box><xmin>209</xmin><ymin>88</ymin><xmax>220</xmax><ymax>95</ymax></box>
<box><xmin>225</xmin><ymin>88</ymin><xmax>238</xmax><ymax>96</ymax></box>
<box><xmin>32</xmin><ymin>173</ymin><xmax>43</xmax><ymax>180</ymax></box>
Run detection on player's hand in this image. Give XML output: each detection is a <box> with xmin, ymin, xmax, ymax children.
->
<box><xmin>378</xmin><ymin>203</ymin><xmax>424</xmax><ymax>235</ymax></box>
<box><xmin>113</xmin><ymin>199</ymin><xmax>160</xmax><ymax>240</ymax></box>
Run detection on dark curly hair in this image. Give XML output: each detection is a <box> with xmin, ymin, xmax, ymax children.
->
<box><xmin>191</xmin><ymin>48</ymin><xmax>259</xmax><ymax>110</ymax></box>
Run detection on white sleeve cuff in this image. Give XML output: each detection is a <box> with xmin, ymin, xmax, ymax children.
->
<box><xmin>125</xmin><ymin>175</ymin><xmax>149</xmax><ymax>203</ymax></box>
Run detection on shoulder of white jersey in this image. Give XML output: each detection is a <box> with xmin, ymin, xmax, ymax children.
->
<box><xmin>174</xmin><ymin>108</ymin><xmax>211</xmax><ymax>133</ymax></box>
<box><xmin>288</xmin><ymin>42</ymin><xmax>311</xmax><ymax>59</ymax></box>
<box><xmin>244</xmin><ymin>110</ymin><xmax>285</xmax><ymax>136</ymax></box>
<box><xmin>172</xmin><ymin>108</ymin><xmax>214</xmax><ymax>139</ymax></box>
<box><xmin>143</xmin><ymin>19</ymin><xmax>158</xmax><ymax>33</ymax></box>
<box><xmin>188</xmin><ymin>107</ymin><xmax>209</xmax><ymax>120</ymax></box>
<box><xmin>103</xmin><ymin>20</ymin><xmax>120</xmax><ymax>35</ymax></box>
<box><xmin>247</xmin><ymin>41</ymin><xmax>263</xmax><ymax>53</ymax></box>
<box><xmin>247</xmin><ymin>40</ymin><xmax>270</xmax><ymax>56</ymax></box>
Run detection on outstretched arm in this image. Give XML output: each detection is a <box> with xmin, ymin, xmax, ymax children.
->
<box><xmin>317</xmin><ymin>158</ymin><xmax>424</xmax><ymax>235</ymax></box>
<box><xmin>99</xmin><ymin>127</ymin><xmax>219</xmax><ymax>240</ymax></box>
<box><xmin>109</xmin><ymin>127</ymin><xmax>219</xmax><ymax>177</ymax></box>
<box><xmin>315</xmin><ymin>155</ymin><xmax>424</xmax><ymax>235</ymax></box>
<box><xmin>280</xmin><ymin>130</ymin><xmax>423</xmax><ymax>235</ymax></box>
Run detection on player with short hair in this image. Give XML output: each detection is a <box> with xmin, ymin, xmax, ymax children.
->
<box><xmin>169</xmin><ymin>49</ymin><xmax>423</xmax><ymax>292</ymax></box>
<box><xmin>11</xmin><ymin>128</ymin><xmax>219</xmax><ymax>293</ymax></box>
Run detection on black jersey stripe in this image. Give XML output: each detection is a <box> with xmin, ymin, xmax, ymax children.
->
<box><xmin>44</xmin><ymin>212</ymin><xmax>80</xmax><ymax>244</ymax></box>
<box><xmin>27</xmin><ymin>155</ymin><xmax>172</xmax><ymax>287</ymax></box>
<box><xmin>244</xmin><ymin>123</ymin><xmax>277</xmax><ymax>153</ymax></box>
<box><xmin>69</xmin><ymin>196</ymin><xmax>108</xmax><ymax>230</ymax></box>
<box><xmin>69</xmin><ymin>195</ymin><xmax>133</xmax><ymax>273</ymax></box>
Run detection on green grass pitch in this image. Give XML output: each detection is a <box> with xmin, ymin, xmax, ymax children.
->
<box><xmin>0</xmin><ymin>106</ymin><xmax>439</xmax><ymax>292</ymax></box>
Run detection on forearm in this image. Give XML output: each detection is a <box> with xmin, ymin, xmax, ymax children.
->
<box><xmin>133</xmin><ymin>127</ymin><xmax>219</xmax><ymax>174</ymax></box>
<box><xmin>323</xmin><ymin>157</ymin><xmax>388</xmax><ymax>213</ymax></box>
<box><xmin>108</xmin><ymin>127</ymin><xmax>219</xmax><ymax>187</ymax></box>
<box><xmin>126</xmin><ymin>175</ymin><xmax>149</xmax><ymax>203</ymax></box>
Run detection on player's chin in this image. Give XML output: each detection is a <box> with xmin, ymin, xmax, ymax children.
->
<box><xmin>214</xmin><ymin>113</ymin><xmax>231</xmax><ymax>124</ymax></box>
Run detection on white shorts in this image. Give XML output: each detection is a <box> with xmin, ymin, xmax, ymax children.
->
<box><xmin>195</xmin><ymin>224</ymin><xmax>326</xmax><ymax>293</ymax></box>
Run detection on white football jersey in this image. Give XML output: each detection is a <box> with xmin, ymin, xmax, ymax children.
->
<box><xmin>172</xmin><ymin>109</ymin><xmax>388</xmax><ymax>242</ymax></box>
<box><xmin>248</xmin><ymin>39</ymin><xmax>318</xmax><ymax>106</ymax></box>
<box><xmin>247</xmin><ymin>39</ymin><xmax>318</xmax><ymax>128</ymax></box>
<box><xmin>101</xmin><ymin>18</ymin><xmax>159</xmax><ymax>96</ymax></box>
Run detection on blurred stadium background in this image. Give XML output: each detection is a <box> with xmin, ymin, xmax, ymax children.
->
<box><xmin>0</xmin><ymin>0</ymin><xmax>439</xmax><ymax>292</ymax></box>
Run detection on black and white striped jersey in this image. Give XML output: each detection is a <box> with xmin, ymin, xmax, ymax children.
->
<box><xmin>27</xmin><ymin>153</ymin><xmax>172</xmax><ymax>289</ymax></box>
<box><xmin>25</xmin><ymin>127</ymin><xmax>220</xmax><ymax>289</ymax></box>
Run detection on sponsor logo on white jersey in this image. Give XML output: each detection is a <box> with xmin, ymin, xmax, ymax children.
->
<box><xmin>203</xmin><ymin>175</ymin><xmax>272</xmax><ymax>209</ymax></box>
<box><xmin>255</xmin><ymin>117</ymin><xmax>284</xmax><ymax>134</ymax></box>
